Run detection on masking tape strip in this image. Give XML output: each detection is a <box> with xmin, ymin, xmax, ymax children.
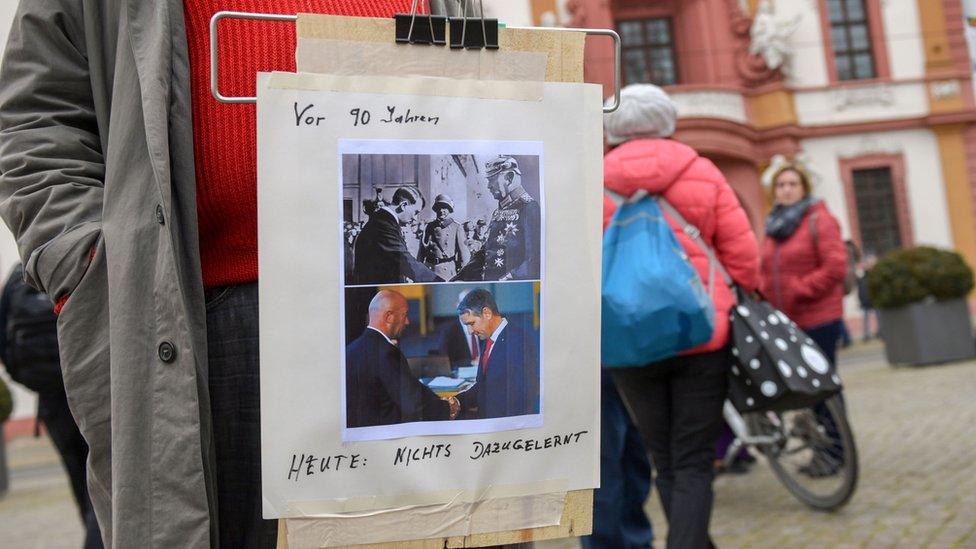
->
<box><xmin>294</xmin><ymin>14</ymin><xmax>584</xmax><ymax>84</ymax></box>
<box><xmin>285</xmin><ymin>478</ymin><xmax>567</xmax><ymax>516</ymax></box>
<box><xmin>286</xmin><ymin>490</ymin><xmax>569</xmax><ymax>547</ymax></box>
<box><xmin>267</xmin><ymin>71</ymin><xmax>544</xmax><ymax>102</ymax></box>
<box><xmin>297</xmin><ymin>38</ymin><xmax>549</xmax><ymax>83</ymax></box>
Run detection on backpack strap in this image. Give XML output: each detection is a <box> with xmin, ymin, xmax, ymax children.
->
<box><xmin>604</xmin><ymin>189</ymin><xmax>649</xmax><ymax>208</ymax></box>
<box><xmin>808</xmin><ymin>211</ymin><xmax>821</xmax><ymax>265</ymax></box>
<box><xmin>655</xmin><ymin>196</ymin><xmax>734</xmax><ymax>288</ymax></box>
<box><xmin>809</xmin><ymin>211</ymin><xmax>819</xmax><ymax>246</ymax></box>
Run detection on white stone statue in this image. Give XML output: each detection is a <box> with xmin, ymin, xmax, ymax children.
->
<box><xmin>539</xmin><ymin>10</ymin><xmax>559</xmax><ymax>28</ymax></box>
<box><xmin>749</xmin><ymin>0</ymin><xmax>802</xmax><ymax>75</ymax></box>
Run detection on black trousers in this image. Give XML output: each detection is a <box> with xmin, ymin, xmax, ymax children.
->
<box><xmin>206</xmin><ymin>282</ymin><xmax>277</xmax><ymax>548</ymax></box>
<box><xmin>582</xmin><ymin>371</ymin><xmax>653</xmax><ymax>549</ymax></box>
<box><xmin>805</xmin><ymin>320</ymin><xmax>845</xmax><ymax>466</ymax></box>
<box><xmin>611</xmin><ymin>349</ymin><xmax>729</xmax><ymax>549</ymax></box>
<box><xmin>38</xmin><ymin>389</ymin><xmax>103</xmax><ymax>549</ymax></box>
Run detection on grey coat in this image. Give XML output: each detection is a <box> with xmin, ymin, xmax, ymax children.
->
<box><xmin>0</xmin><ymin>0</ymin><xmax>215</xmax><ymax>546</ymax></box>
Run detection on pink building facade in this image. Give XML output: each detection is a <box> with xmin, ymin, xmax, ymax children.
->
<box><xmin>565</xmin><ymin>0</ymin><xmax>976</xmax><ymax>272</ymax></box>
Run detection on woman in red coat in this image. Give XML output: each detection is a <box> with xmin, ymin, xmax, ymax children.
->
<box><xmin>760</xmin><ymin>163</ymin><xmax>849</xmax><ymax>477</ymax></box>
<box><xmin>604</xmin><ymin>84</ymin><xmax>760</xmax><ymax>549</ymax></box>
<box><xmin>760</xmin><ymin>163</ymin><xmax>848</xmax><ymax>362</ymax></box>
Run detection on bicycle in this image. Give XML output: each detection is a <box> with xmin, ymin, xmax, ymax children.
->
<box><xmin>721</xmin><ymin>394</ymin><xmax>859</xmax><ymax>511</ymax></box>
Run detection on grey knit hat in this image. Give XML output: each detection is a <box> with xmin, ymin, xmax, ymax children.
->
<box><xmin>604</xmin><ymin>84</ymin><xmax>678</xmax><ymax>145</ymax></box>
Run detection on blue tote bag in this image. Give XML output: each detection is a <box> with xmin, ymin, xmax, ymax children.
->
<box><xmin>601</xmin><ymin>192</ymin><xmax>715</xmax><ymax>367</ymax></box>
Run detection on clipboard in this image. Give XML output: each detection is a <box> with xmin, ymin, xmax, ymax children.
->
<box><xmin>209</xmin><ymin>4</ymin><xmax>618</xmax><ymax>547</ymax></box>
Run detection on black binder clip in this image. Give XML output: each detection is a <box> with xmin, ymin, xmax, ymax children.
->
<box><xmin>394</xmin><ymin>13</ymin><xmax>447</xmax><ymax>45</ymax></box>
<box><xmin>449</xmin><ymin>16</ymin><xmax>499</xmax><ymax>50</ymax></box>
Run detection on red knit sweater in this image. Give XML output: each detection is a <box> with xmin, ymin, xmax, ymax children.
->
<box><xmin>183</xmin><ymin>1</ymin><xmax>417</xmax><ymax>288</ymax></box>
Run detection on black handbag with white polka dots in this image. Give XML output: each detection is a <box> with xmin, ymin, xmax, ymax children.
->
<box><xmin>656</xmin><ymin>200</ymin><xmax>843</xmax><ymax>412</ymax></box>
<box><xmin>727</xmin><ymin>288</ymin><xmax>843</xmax><ymax>412</ymax></box>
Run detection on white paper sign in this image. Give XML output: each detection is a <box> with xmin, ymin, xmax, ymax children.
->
<box><xmin>257</xmin><ymin>72</ymin><xmax>603</xmax><ymax>518</ymax></box>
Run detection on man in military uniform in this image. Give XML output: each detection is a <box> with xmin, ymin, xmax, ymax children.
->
<box><xmin>456</xmin><ymin>156</ymin><xmax>541</xmax><ymax>281</ymax></box>
<box><xmin>418</xmin><ymin>194</ymin><xmax>471</xmax><ymax>280</ymax></box>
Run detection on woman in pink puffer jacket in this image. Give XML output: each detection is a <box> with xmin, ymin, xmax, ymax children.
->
<box><xmin>604</xmin><ymin>84</ymin><xmax>759</xmax><ymax>549</ymax></box>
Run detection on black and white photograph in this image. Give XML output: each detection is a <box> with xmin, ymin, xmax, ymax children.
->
<box><xmin>342</xmin><ymin>282</ymin><xmax>542</xmax><ymax>441</ymax></box>
<box><xmin>341</xmin><ymin>140</ymin><xmax>543</xmax><ymax>286</ymax></box>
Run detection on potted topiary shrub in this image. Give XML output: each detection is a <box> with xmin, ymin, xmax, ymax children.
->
<box><xmin>867</xmin><ymin>246</ymin><xmax>976</xmax><ymax>365</ymax></box>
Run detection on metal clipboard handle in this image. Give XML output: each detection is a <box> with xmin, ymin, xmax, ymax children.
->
<box><xmin>208</xmin><ymin>11</ymin><xmax>622</xmax><ymax>113</ymax></box>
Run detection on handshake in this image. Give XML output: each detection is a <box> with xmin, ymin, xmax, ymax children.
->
<box><xmin>444</xmin><ymin>396</ymin><xmax>461</xmax><ymax>420</ymax></box>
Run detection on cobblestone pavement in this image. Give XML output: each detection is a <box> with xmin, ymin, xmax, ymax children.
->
<box><xmin>0</xmin><ymin>434</ymin><xmax>84</xmax><ymax>548</ymax></box>
<box><xmin>2</xmin><ymin>342</ymin><xmax>976</xmax><ymax>548</ymax></box>
<box><xmin>540</xmin><ymin>342</ymin><xmax>976</xmax><ymax>549</ymax></box>
<box><xmin>699</xmin><ymin>342</ymin><xmax>976</xmax><ymax>548</ymax></box>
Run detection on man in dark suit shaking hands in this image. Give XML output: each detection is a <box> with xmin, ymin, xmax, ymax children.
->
<box><xmin>346</xmin><ymin>290</ymin><xmax>459</xmax><ymax>428</ymax></box>
<box><xmin>456</xmin><ymin>289</ymin><xmax>540</xmax><ymax>419</ymax></box>
<box><xmin>353</xmin><ymin>187</ymin><xmax>442</xmax><ymax>285</ymax></box>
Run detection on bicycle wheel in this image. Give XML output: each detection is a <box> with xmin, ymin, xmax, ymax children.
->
<box><xmin>746</xmin><ymin>394</ymin><xmax>858</xmax><ymax>510</ymax></box>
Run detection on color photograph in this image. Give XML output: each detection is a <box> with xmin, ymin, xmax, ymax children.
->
<box><xmin>342</xmin><ymin>282</ymin><xmax>542</xmax><ymax>441</ymax></box>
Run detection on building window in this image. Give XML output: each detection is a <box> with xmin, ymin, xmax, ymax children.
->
<box><xmin>363</xmin><ymin>155</ymin><xmax>419</xmax><ymax>187</ymax></box>
<box><xmin>343</xmin><ymin>155</ymin><xmax>421</xmax><ymax>224</ymax></box>
<box><xmin>618</xmin><ymin>18</ymin><xmax>678</xmax><ymax>86</ymax></box>
<box><xmin>851</xmin><ymin>167</ymin><xmax>901</xmax><ymax>255</ymax></box>
<box><xmin>827</xmin><ymin>0</ymin><xmax>876</xmax><ymax>80</ymax></box>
